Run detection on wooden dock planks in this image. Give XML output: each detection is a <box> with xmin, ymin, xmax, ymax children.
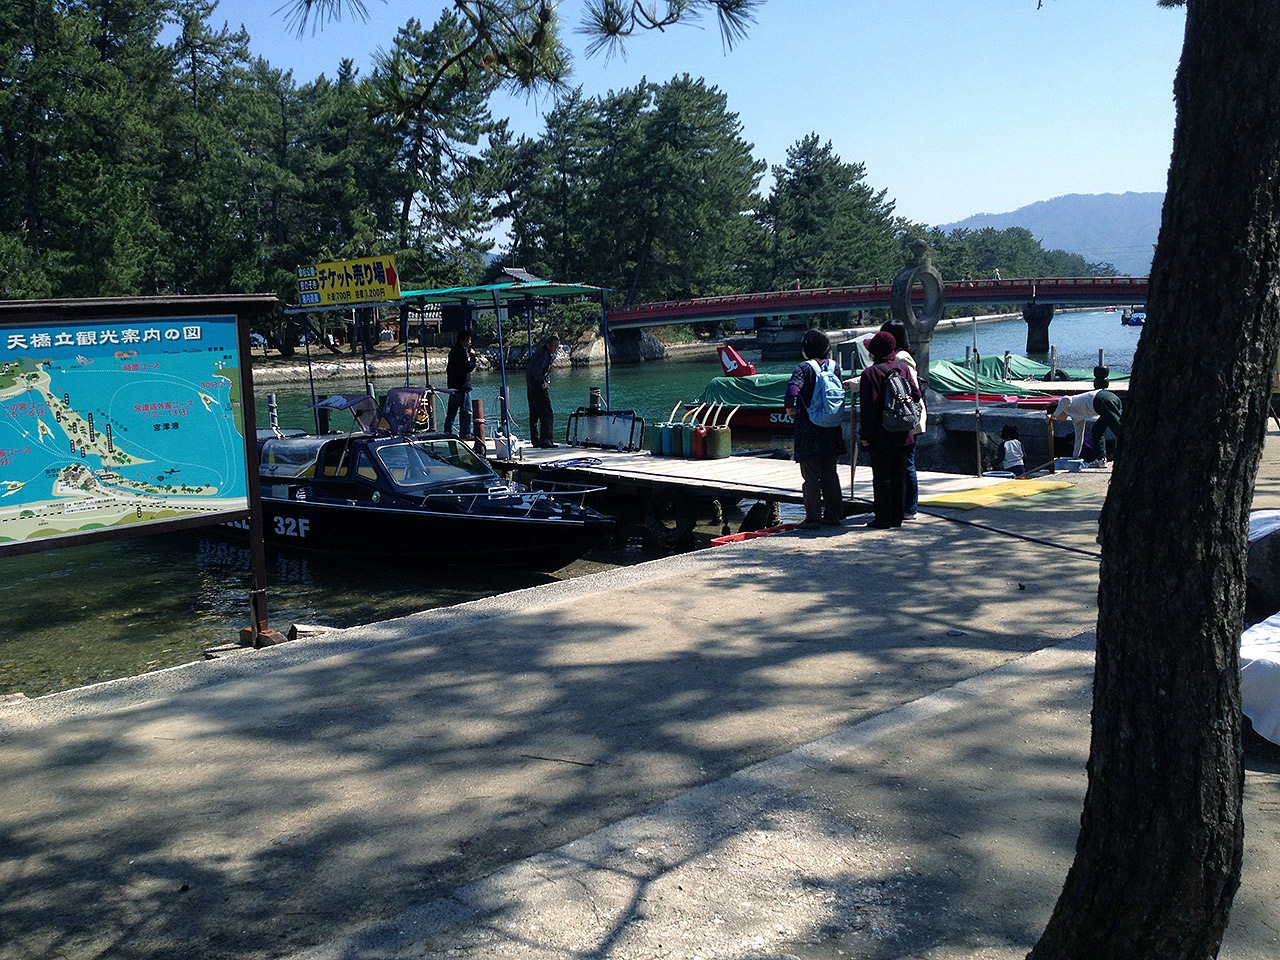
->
<box><xmin>494</xmin><ymin>446</ymin><xmax>1020</xmax><ymax>506</ymax></box>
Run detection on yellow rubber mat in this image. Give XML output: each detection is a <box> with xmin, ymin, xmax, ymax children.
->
<box><xmin>919</xmin><ymin>479</ymin><xmax>1075</xmax><ymax>510</ymax></box>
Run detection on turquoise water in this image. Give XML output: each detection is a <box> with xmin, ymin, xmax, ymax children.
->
<box><xmin>3</xmin><ymin>310</ymin><xmax>1133</xmax><ymax>698</ymax></box>
<box><xmin>932</xmin><ymin>310</ymin><xmax>1140</xmax><ymax>373</ymax></box>
<box><xmin>259</xmin><ymin>310</ymin><xmax>1136</xmax><ymax>435</ymax></box>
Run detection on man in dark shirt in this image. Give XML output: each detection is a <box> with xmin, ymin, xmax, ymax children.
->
<box><xmin>526</xmin><ymin>335</ymin><xmax>560</xmax><ymax>448</ymax></box>
<box><xmin>444</xmin><ymin>330</ymin><xmax>477</xmax><ymax>437</ymax></box>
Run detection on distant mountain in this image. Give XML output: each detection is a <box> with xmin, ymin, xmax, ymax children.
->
<box><xmin>938</xmin><ymin>192</ymin><xmax>1163</xmax><ymax>277</ymax></box>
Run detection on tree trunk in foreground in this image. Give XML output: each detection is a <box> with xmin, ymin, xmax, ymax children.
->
<box><xmin>1029</xmin><ymin>3</ymin><xmax>1280</xmax><ymax>958</ymax></box>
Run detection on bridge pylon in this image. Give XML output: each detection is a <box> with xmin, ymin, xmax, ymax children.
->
<box><xmin>1023</xmin><ymin>301</ymin><xmax>1056</xmax><ymax>355</ymax></box>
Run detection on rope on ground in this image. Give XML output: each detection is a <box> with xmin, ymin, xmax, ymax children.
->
<box><xmin>845</xmin><ymin>497</ymin><xmax>1103</xmax><ymax>561</ymax></box>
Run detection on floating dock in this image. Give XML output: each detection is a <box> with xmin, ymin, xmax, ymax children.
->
<box><xmin>491</xmin><ymin>445</ymin><xmax>1021</xmax><ymax>537</ymax></box>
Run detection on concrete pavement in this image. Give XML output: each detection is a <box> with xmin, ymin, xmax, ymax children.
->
<box><xmin>2</xmin><ymin>456</ymin><xmax>1279</xmax><ymax>959</ymax></box>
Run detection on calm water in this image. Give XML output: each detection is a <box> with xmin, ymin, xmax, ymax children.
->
<box><xmin>2</xmin><ymin>310</ymin><xmax>1135</xmax><ymax>698</ymax></box>
<box><xmin>268</xmin><ymin>309</ymin><xmax>1140</xmax><ymax>435</ymax></box>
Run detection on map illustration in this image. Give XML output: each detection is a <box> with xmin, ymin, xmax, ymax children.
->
<box><xmin>0</xmin><ymin>314</ymin><xmax>249</xmax><ymax>547</ymax></box>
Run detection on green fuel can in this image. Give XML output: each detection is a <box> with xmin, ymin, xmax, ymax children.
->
<box><xmin>705</xmin><ymin>426</ymin><xmax>732</xmax><ymax>459</ymax></box>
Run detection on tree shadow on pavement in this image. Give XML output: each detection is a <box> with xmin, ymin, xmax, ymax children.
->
<box><xmin>0</xmin><ymin>513</ymin><xmax>1105</xmax><ymax>960</ymax></box>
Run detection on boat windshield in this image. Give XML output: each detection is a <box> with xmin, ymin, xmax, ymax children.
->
<box><xmin>260</xmin><ymin>436</ymin><xmax>328</xmax><ymax>478</ymax></box>
<box><xmin>374</xmin><ymin>438</ymin><xmax>496</xmax><ymax>489</ymax></box>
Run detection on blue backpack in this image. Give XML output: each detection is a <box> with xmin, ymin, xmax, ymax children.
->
<box><xmin>805</xmin><ymin>359</ymin><xmax>848</xmax><ymax>428</ymax></box>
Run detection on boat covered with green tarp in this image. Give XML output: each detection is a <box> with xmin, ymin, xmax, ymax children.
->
<box><xmin>693</xmin><ymin>373</ymin><xmax>804</xmax><ymax>429</ymax></box>
<box><xmin>691</xmin><ymin>353</ymin><xmax>1127</xmax><ymax>427</ymax></box>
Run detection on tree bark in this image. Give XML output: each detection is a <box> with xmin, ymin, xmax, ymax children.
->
<box><xmin>1030</xmin><ymin>3</ymin><xmax>1280</xmax><ymax>957</ymax></box>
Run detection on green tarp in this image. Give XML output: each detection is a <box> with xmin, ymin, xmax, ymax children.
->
<box><xmin>975</xmin><ymin>353</ymin><xmax>1130</xmax><ymax>384</ymax></box>
<box><xmin>694</xmin><ymin>354</ymin><xmax>1127</xmax><ymax>408</ymax></box>
<box><xmin>696</xmin><ymin>374</ymin><xmax>794</xmax><ymax>406</ymax></box>
<box><xmin>928</xmin><ymin>360</ymin><xmax>1051</xmax><ymax>397</ymax></box>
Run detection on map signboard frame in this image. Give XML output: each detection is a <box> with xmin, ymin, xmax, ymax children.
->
<box><xmin>0</xmin><ymin>296</ymin><xmax>275</xmax><ymax>559</ymax></box>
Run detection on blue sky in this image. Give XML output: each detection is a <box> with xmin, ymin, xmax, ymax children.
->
<box><xmin>210</xmin><ymin>0</ymin><xmax>1187</xmax><ymax>226</ymax></box>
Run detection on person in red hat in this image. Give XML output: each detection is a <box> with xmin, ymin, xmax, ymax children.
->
<box><xmin>858</xmin><ymin>330</ymin><xmax>922</xmax><ymax>528</ymax></box>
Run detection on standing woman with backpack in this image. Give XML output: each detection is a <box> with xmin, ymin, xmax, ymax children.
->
<box><xmin>784</xmin><ymin>328</ymin><xmax>847</xmax><ymax>530</ymax></box>
<box><xmin>879</xmin><ymin>320</ymin><xmax>926</xmax><ymax>518</ymax></box>
<box><xmin>858</xmin><ymin>330</ymin><xmax>922</xmax><ymax>529</ymax></box>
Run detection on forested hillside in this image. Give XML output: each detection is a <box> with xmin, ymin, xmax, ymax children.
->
<box><xmin>0</xmin><ymin>2</ymin><xmax>1114</xmax><ymax>311</ymax></box>
<box><xmin>940</xmin><ymin>192</ymin><xmax>1163</xmax><ymax>276</ymax></box>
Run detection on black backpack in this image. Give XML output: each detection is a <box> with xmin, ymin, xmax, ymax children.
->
<box><xmin>881</xmin><ymin>366</ymin><xmax>923</xmax><ymax>433</ymax></box>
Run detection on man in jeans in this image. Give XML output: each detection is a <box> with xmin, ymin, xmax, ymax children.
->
<box><xmin>526</xmin><ymin>335</ymin><xmax>560</xmax><ymax>448</ymax></box>
<box><xmin>1050</xmin><ymin>388</ymin><xmax>1124</xmax><ymax>462</ymax></box>
<box><xmin>444</xmin><ymin>330</ymin><xmax>477</xmax><ymax>437</ymax></box>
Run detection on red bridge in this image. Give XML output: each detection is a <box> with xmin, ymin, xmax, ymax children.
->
<box><xmin>607</xmin><ymin>276</ymin><xmax>1149</xmax><ymax>329</ymax></box>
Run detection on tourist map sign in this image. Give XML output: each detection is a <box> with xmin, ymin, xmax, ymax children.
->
<box><xmin>296</xmin><ymin>255</ymin><xmax>400</xmax><ymax>307</ymax></box>
<box><xmin>0</xmin><ymin>314</ymin><xmax>250</xmax><ymax>550</ymax></box>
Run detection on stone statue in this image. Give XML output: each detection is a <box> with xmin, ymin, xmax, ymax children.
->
<box><xmin>889</xmin><ymin>239</ymin><xmax>946</xmax><ymax>400</ymax></box>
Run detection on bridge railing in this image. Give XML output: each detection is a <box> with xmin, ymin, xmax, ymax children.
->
<box><xmin>610</xmin><ymin>277</ymin><xmax>1150</xmax><ymax>318</ymax></box>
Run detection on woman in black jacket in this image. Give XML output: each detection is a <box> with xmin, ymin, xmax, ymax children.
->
<box><xmin>858</xmin><ymin>330</ymin><xmax>921</xmax><ymax>529</ymax></box>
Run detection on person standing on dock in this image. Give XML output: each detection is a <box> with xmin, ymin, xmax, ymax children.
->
<box><xmin>444</xmin><ymin>330</ymin><xmax>477</xmax><ymax>437</ymax></box>
<box><xmin>784</xmin><ymin>329</ymin><xmax>847</xmax><ymax>530</ymax></box>
<box><xmin>1049</xmin><ymin>389</ymin><xmax>1124</xmax><ymax>462</ymax></box>
<box><xmin>879</xmin><ymin>320</ymin><xmax>926</xmax><ymax>519</ymax></box>
<box><xmin>858</xmin><ymin>331</ymin><xmax>921</xmax><ymax>529</ymax></box>
<box><xmin>526</xmin><ymin>334</ymin><xmax>561</xmax><ymax>448</ymax></box>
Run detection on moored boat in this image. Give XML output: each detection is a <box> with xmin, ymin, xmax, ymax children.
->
<box><xmin>692</xmin><ymin>372</ymin><xmax>795</xmax><ymax>429</ymax></box>
<box><xmin>232</xmin><ymin>389</ymin><xmax>614</xmax><ymax>571</ymax></box>
<box><xmin>1120</xmin><ymin>309</ymin><xmax>1146</xmax><ymax>326</ymax></box>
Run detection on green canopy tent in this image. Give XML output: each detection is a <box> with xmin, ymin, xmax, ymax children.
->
<box><xmin>399</xmin><ymin>279</ymin><xmax>608</xmax><ymax>440</ymax></box>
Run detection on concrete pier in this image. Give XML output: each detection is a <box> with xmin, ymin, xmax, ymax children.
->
<box><xmin>2</xmin><ymin>440</ymin><xmax>1280</xmax><ymax>960</ymax></box>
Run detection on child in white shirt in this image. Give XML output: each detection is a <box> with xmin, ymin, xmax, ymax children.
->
<box><xmin>1000</xmin><ymin>424</ymin><xmax>1025</xmax><ymax>477</ymax></box>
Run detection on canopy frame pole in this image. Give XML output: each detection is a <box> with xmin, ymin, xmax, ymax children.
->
<box><xmin>973</xmin><ymin>317</ymin><xmax>982</xmax><ymax>476</ymax></box>
<box><xmin>303</xmin><ymin>312</ymin><xmax>319</xmax><ymax>433</ymax></box>
<box><xmin>357</xmin><ymin>307</ymin><xmax>371</xmax><ymax>391</ymax></box>
<box><xmin>403</xmin><ymin>307</ymin><xmax>411</xmax><ymax>386</ymax></box>
<box><xmin>418</xmin><ymin>304</ymin><xmax>434</xmax><ymax>430</ymax></box>
<box><xmin>492</xmin><ymin>289</ymin><xmax>513</xmax><ymax>441</ymax></box>
<box><xmin>601</xmin><ymin>288</ymin><xmax>612</xmax><ymax>410</ymax></box>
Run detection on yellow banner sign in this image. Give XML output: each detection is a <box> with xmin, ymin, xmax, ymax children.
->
<box><xmin>297</xmin><ymin>256</ymin><xmax>400</xmax><ymax>307</ymax></box>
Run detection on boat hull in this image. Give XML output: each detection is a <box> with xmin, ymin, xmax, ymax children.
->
<box><xmin>224</xmin><ymin>497</ymin><xmax>614</xmax><ymax>572</ymax></box>
<box><xmin>722</xmin><ymin>407</ymin><xmax>795</xmax><ymax>430</ymax></box>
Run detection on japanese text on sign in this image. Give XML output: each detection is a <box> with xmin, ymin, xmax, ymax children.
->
<box><xmin>296</xmin><ymin>255</ymin><xmax>400</xmax><ymax>307</ymax></box>
<box><xmin>6</xmin><ymin>326</ymin><xmax>203</xmax><ymax>350</ymax></box>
